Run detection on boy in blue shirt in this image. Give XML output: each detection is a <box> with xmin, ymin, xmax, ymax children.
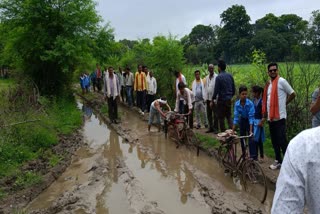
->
<box><xmin>232</xmin><ymin>86</ymin><xmax>256</xmax><ymax>160</ymax></box>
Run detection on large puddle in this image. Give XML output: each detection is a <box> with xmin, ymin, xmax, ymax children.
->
<box><xmin>27</xmin><ymin>102</ymin><xmax>274</xmax><ymax>213</ymax></box>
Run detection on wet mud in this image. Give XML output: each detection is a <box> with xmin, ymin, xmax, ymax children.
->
<box><xmin>25</xmin><ymin>97</ymin><xmax>273</xmax><ymax>213</ymax></box>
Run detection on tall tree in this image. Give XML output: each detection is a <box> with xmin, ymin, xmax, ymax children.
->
<box><xmin>218</xmin><ymin>5</ymin><xmax>253</xmax><ymax>63</ymax></box>
<box><xmin>0</xmin><ymin>0</ymin><xmax>103</xmax><ymax>95</ymax></box>
<box><xmin>308</xmin><ymin>10</ymin><xmax>320</xmax><ymax>60</ymax></box>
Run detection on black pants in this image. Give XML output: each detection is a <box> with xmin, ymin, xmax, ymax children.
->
<box><xmin>96</xmin><ymin>78</ymin><xmax>102</xmax><ymax>91</ymax></box>
<box><xmin>107</xmin><ymin>97</ymin><xmax>118</xmax><ymax>121</ymax></box>
<box><xmin>120</xmin><ymin>86</ymin><xmax>125</xmax><ymax>102</ymax></box>
<box><xmin>184</xmin><ymin>104</ymin><xmax>194</xmax><ymax>129</ymax></box>
<box><xmin>269</xmin><ymin>119</ymin><xmax>287</xmax><ymax>163</ymax></box>
<box><xmin>239</xmin><ymin>118</ymin><xmax>256</xmax><ymax>159</ymax></box>
<box><xmin>216</xmin><ymin>99</ymin><xmax>232</xmax><ymax>132</ymax></box>
<box><xmin>146</xmin><ymin>94</ymin><xmax>155</xmax><ymax>112</ymax></box>
<box><xmin>136</xmin><ymin>91</ymin><xmax>146</xmax><ymax>112</ymax></box>
<box><xmin>206</xmin><ymin>100</ymin><xmax>218</xmax><ymax>131</ymax></box>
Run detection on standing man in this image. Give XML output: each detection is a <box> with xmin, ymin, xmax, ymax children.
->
<box><xmin>146</xmin><ymin>71</ymin><xmax>157</xmax><ymax>112</ymax></box>
<box><xmin>191</xmin><ymin>70</ymin><xmax>208</xmax><ymax>129</ymax></box>
<box><xmin>125</xmin><ymin>67</ymin><xmax>134</xmax><ymax>107</ymax></box>
<box><xmin>175</xmin><ymin>71</ymin><xmax>187</xmax><ymax>114</ymax></box>
<box><xmin>95</xmin><ymin>63</ymin><xmax>102</xmax><ymax>92</ymax></box>
<box><xmin>90</xmin><ymin>70</ymin><xmax>97</xmax><ymax>92</ymax></box>
<box><xmin>211</xmin><ymin>60</ymin><xmax>235</xmax><ymax>132</ymax></box>
<box><xmin>174</xmin><ymin>82</ymin><xmax>195</xmax><ymax>129</ymax></box>
<box><xmin>117</xmin><ymin>67</ymin><xmax>125</xmax><ymax>102</ymax></box>
<box><xmin>134</xmin><ymin>64</ymin><xmax>147</xmax><ymax>115</ymax></box>
<box><xmin>103</xmin><ymin>66</ymin><xmax>120</xmax><ymax>124</ymax></box>
<box><xmin>262</xmin><ymin>62</ymin><xmax>296</xmax><ymax>170</ymax></box>
<box><xmin>310</xmin><ymin>87</ymin><xmax>320</xmax><ymax>127</ymax></box>
<box><xmin>205</xmin><ymin>64</ymin><xmax>218</xmax><ymax>133</ymax></box>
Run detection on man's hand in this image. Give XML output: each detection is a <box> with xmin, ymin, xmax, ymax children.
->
<box><xmin>258</xmin><ymin>118</ymin><xmax>266</xmax><ymax>127</ymax></box>
<box><xmin>210</xmin><ymin>101</ymin><xmax>213</xmax><ymax>109</ymax></box>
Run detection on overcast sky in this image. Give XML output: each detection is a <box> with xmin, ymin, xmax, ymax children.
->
<box><xmin>96</xmin><ymin>0</ymin><xmax>319</xmax><ymax>41</ymax></box>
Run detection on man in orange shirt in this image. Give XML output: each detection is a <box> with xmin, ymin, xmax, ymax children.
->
<box><xmin>134</xmin><ymin>64</ymin><xmax>147</xmax><ymax>115</ymax></box>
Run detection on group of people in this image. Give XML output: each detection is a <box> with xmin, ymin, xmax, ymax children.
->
<box><xmin>83</xmin><ymin>59</ymin><xmax>320</xmax><ymax>212</ymax></box>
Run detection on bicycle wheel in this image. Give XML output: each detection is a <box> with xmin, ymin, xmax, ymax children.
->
<box><xmin>242</xmin><ymin>160</ymin><xmax>267</xmax><ymax>203</ymax></box>
<box><xmin>217</xmin><ymin>143</ymin><xmax>232</xmax><ymax>168</ymax></box>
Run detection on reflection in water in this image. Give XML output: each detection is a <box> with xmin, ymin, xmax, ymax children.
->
<box><xmin>82</xmin><ymin>104</ymin><xmax>93</xmax><ymax>121</ymax></box>
<box><xmin>177</xmin><ymin>166</ymin><xmax>195</xmax><ymax>204</ymax></box>
<box><xmin>104</xmin><ymin>129</ymin><xmax>123</xmax><ymax>183</ymax></box>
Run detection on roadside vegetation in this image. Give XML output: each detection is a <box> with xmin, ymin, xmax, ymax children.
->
<box><xmin>0</xmin><ymin>76</ymin><xmax>82</xmax><ymax>195</ymax></box>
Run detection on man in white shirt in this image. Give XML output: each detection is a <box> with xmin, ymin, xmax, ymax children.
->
<box><xmin>191</xmin><ymin>70</ymin><xmax>208</xmax><ymax>129</ymax></box>
<box><xmin>103</xmin><ymin>66</ymin><xmax>120</xmax><ymax>124</ymax></box>
<box><xmin>175</xmin><ymin>71</ymin><xmax>187</xmax><ymax>114</ymax></box>
<box><xmin>146</xmin><ymin>71</ymin><xmax>157</xmax><ymax>112</ymax></box>
<box><xmin>271</xmin><ymin>126</ymin><xmax>320</xmax><ymax>214</ymax></box>
<box><xmin>261</xmin><ymin>62</ymin><xmax>296</xmax><ymax>170</ymax></box>
<box><xmin>204</xmin><ymin>64</ymin><xmax>218</xmax><ymax>133</ymax></box>
<box><xmin>124</xmin><ymin>67</ymin><xmax>134</xmax><ymax>107</ymax></box>
<box><xmin>174</xmin><ymin>82</ymin><xmax>195</xmax><ymax>129</ymax></box>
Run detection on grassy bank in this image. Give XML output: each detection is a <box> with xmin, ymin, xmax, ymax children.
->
<box><xmin>0</xmin><ymin>78</ymin><xmax>82</xmax><ymax>195</ymax></box>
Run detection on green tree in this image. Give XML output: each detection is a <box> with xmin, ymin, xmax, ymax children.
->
<box><xmin>308</xmin><ymin>10</ymin><xmax>320</xmax><ymax>61</ymax></box>
<box><xmin>218</xmin><ymin>5</ymin><xmax>253</xmax><ymax>63</ymax></box>
<box><xmin>0</xmin><ymin>0</ymin><xmax>104</xmax><ymax>95</ymax></box>
<box><xmin>149</xmin><ymin>35</ymin><xmax>185</xmax><ymax>104</ymax></box>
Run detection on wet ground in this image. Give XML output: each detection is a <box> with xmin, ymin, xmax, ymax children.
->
<box><xmin>27</xmin><ymin>101</ymin><xmax>274</xmax><ymax>213</ymax></box>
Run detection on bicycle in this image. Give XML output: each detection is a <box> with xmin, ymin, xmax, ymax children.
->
<box><xmin>217</xmin><ymin>133</ymin><xmax>267</xmax><ymax>203</ymax></box>
<box><xmin>164</xmin><ymin>111</ymin><xmax>200</xmax><ymax>156</ymax></box>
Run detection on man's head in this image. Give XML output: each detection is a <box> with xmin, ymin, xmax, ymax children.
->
<box><xmin>149</xmin><ymin>71</ymin><xmax>153</xmax><ymax>78</ymax></box>
<box><xmin>125</xmin><ymin>67</ymin><xmax>131</xmax><ymax>73</ymax></box>
<box><xmin>108</xmin><ymin>66</ymin><xmax>114</xmax><ymax>75</ymax></box>
<box><xmin>208</xmin><ymin>64</ymin><xmax>214</xmax><ymax>75</ymax></box>
<box><xmin>143</xmin><ymin>65</ymin><xmax>148</xmax><ymax>74</ymax></box>
<box><xmin>194</xmin><ymin>70</ymin><xmax>200</xmax><ymax>80</ymax></box>
<box><xmin>138</xmin><ymin>64</ymin><xmax>143</xmax><ymax>72</ymax></box>
<box><xmin>217</xmin><ymin>60</ymin><xmax>226</xmax><ymax>72</ymax></box>
<box><xmin>178</xmin><ymin>82</ymin><xmax>186</xmax><ymax>94</ymax></box>
<box><xmin>267</xmin><ymin>62</ymin><xmax>279</xmax><ymax>80</ymax></box>
<box><xmin>159</xmin><ymin>96</ymin><xmax>167</xmax><ymax>105</ymax></box>
<box><xmin>174</xmin><ymin>71</ymin><xmax>180</xmax><ymax>78</ymax></box>
<box><xmin>239</xmin><ymin>85</ymin><xmax>248</xmax><ymax>102</ymax></box>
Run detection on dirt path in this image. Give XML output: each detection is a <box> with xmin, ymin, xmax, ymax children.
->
<box><xmin>25</xmin><ymin>97</ymin><xmax>272</xmax><ymax>213</ymax></box>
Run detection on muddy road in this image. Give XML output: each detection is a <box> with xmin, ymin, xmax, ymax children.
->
<box><xmin>27</xmin><ymin>102</ymin><xmax>274</xmax><ymax>213</ymax></box>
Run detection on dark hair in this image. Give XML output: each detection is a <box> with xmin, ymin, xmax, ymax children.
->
<box><xmin>267</xmin><ymin>62</ymin><xmax>278</xmax><ymax>70</ymax></box>
<box><xmin>252</xmin><ymin>85</ymin><xmax>263</xmax><ymax>95</ymax></box>
<box><xmin>160</xmin><ymin>96</ymin><xmax>167</xmax><ymax>101</ymax></box>
<box><xmin>239</xmin><ymin>85</ymin><xmax>247</xmax><ymax>94</ymax></box>
<box><xmin>108</xmin><ymin>66</ymin><xmax>114</xmax><ymax>70</ymax></box>
<box><xmin>178</xmin><ymin>82</ymin><xmax>186</xmax><ymax>89</ymax></box>
<box><xmin>142</xmin><ymin>65</ymin><xmax>147</xmax><ymax>70</ymax></box>
<box><xmin>194</xmin><ymin>70</ymin><xmax>200</xmax><ymax>75</ymax></box>
<box><xmin>174</xmin><ymin>70</ymin><xmax>180</xmax><ymax>77</ymax></box>
<box><xmin>137</xmin><ymin>64</ymin><xmax>142</xmax><ymax>68</ymax></box>
<box><xmin>218</xmin><ymin>59</ymin><xmax>226</xmax><ymax>71</ymax></box>
<box><xmin>126</xmin><ymin>67</ymin><xmax>131</xmax><ymax>71</ymax></box>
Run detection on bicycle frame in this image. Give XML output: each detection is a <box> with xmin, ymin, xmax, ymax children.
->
<box><xmin>220</xmin><ymin>135</ymin><xmax>252</xmax><ymax>173</ymax></box>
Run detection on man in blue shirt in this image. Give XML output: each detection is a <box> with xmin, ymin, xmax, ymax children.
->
<box><xmin>211</xmin><ymin>60</ymin><xmax>235</xmax><ymax>132</ymax></box>
<box><xmin>232</xmin><ymin>86</ymin><xmax>256</xmax><ymax>159</ymax></box>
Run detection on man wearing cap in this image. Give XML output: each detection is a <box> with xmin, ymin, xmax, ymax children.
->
<box><xmin>148</xmin><ymin>97</ymin><xmax>171</xmax><ymax>132</ymax></box>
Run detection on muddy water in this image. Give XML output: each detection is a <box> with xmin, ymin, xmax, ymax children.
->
<box><xmin>27</xmin><ymin>103</ymin><xmax>274</xmax><ymax>213</ymax></box>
